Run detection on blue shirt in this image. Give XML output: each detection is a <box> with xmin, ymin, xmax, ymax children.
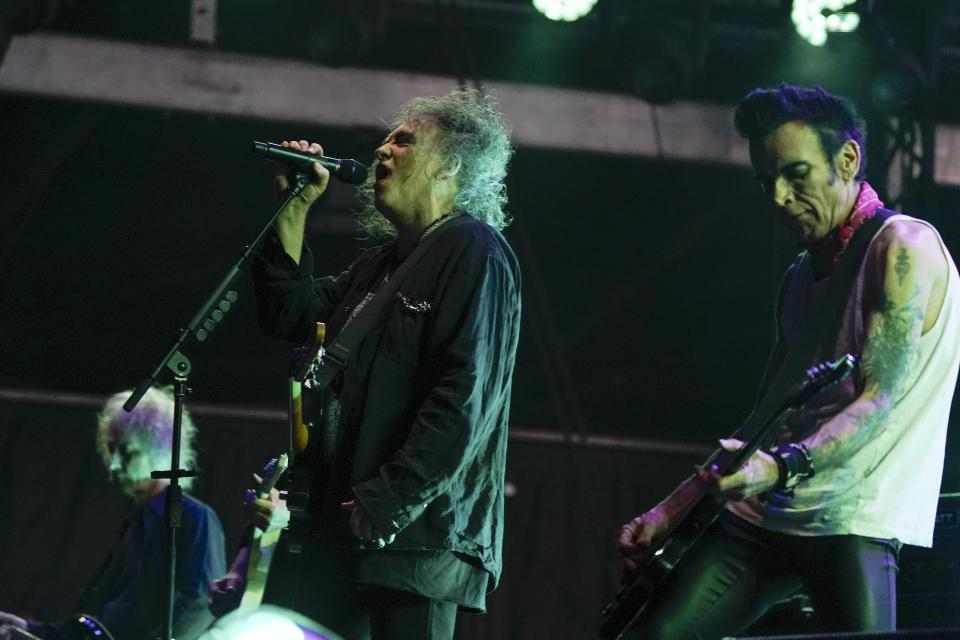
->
<box><xmin>29</xmin><ymin>489</ymin><xmax>226</xmax><ymax>640</ymax></box>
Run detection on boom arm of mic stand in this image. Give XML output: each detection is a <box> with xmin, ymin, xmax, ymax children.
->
<box><xmin>123</xmin><ymin>173</ymin><xmax>311</xmax><ymax>412</ymax></box>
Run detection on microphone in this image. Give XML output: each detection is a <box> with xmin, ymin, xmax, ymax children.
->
<box><xmin>251</xmin><ymin>141</ymin><xmax>368</xmax><ymax>185</ymax></box>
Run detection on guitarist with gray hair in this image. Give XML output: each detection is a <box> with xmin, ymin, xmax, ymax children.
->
<box><xmin>0</xmin><ymin>387</ymin><xmax>226</xmax><ymax>640</ymax></box>
<box><xmin>612</xmin><ymin>84</ymin><xmax>960</xmax><ymax>639</ymax></box>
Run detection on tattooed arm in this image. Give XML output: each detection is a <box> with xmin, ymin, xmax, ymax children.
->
<box><xmin>801</xmin><ymin>221</ymin><xmax>948</xmax><ymax>471</ymax></box>
<box><xmin>618</xmin><ymin>222</ymin><xmax>948</xmax><ymax>559</ymax></box>
<box><xmin>699</xmin><ymin>221</ymin><xmax>947</xmax><ymax>500</ymax></box>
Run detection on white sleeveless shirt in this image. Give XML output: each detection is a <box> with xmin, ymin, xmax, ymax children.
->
<box><xmin>728</xmin><ymin>215</ymin><xmax>960</xmax><ymax>547</ymax></box>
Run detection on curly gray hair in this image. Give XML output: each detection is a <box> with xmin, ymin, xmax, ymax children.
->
<box><xmin>357</xmin><ymin>88</ymin><xmax>513</xmax><ymax>237</ymax></box>
<box><xmin>96</xmin><ymin>386</ymin><xmax>198</xmax><ymax>490</ymax></box>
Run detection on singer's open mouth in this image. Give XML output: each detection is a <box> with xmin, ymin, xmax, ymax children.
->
<box><xmin>375</xmin><ymin>164</ymin><xmax>391</xmax><ymax>183</ymax></box>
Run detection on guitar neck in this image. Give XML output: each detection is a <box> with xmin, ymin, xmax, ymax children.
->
<box><xmin>287</xmin><ymin>321</ymin><xmax>325</xmax><ymax>457</ymax></box>
<box><xmin>705</xmin><ymin>403</ymin><xmax>797</xmax><ymax>478</ymax></box>
<box><xmin>288</xmin><ymin>378</ymin><xmax>309</xmax><ymax>455</ymax></box>
<box><xmin>598</xmin><ymin>355</ymin><xmax>858</xmax><ymax>640</ymax></box>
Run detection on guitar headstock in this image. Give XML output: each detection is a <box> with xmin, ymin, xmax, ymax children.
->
<box><xmin>257</xmin><ymin>453</ymin><xmax>289</xmax><ymax>497</ymax></box>
<box><xmin>789</xmin><ymin>353</ymin><xmax>859</xmax><ymax>409</ymax></box>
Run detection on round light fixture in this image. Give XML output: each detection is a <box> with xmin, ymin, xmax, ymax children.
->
<box><xmin>532</xmin><ymin>0</ymin><xmax>598</xmax><ymax>22</ymax></box>
<box><xmin>791</xmin><ymin>0</ymin><xmax>860</xmax><ymax>47</ymax></box>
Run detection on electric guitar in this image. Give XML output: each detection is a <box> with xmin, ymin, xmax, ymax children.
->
<box><xmin>238</xmin><ymin>453</ymin><xmax>288</xmax><ymax>609</ymax></box>
<box><xmin>598</xmin><ymin>354</ymin><xmax>858</xmax><ymax>640</ymax></box>
<box><xmin>254</xmin><ymin>322</ymin><xmax>326</xmax><ymax>607</ymax></box>
<box><xmin>283</xmin><ymin>321</ymin><xmax>326</xmax><ymax>551</ymax></box>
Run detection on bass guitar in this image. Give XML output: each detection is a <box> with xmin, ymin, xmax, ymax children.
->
<box><xmin>598</xmin><ymin>354</ymin><xmax>858</xmax><ymax>640</ymax></box>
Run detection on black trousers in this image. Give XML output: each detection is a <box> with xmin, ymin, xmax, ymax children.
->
<box><xmin>629</xmin><ymin>511</ymin><xmax>900</xmax><ymax>640</ymax></box>
<box><xmin>265</xmin><ymin>540</ymin><xmax>458</xmax><ymax>640</ymax></box>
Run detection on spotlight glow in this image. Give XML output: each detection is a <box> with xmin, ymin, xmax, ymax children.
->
<box><xmin>532</xmin><ymin>0</ymin><xmax>598</xmax><ymax>22</ymax></box>
<box><xmin>791</xmin><ymin>0</ymin><xmax>859</xmax><ymax>47</ymax></box>
<box><xmin>228</xmin><ymin>617</ymin><xmax>304</xmax><ymax>640</ymax></box>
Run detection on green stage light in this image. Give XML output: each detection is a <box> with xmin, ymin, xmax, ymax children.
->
<box><xmin>792</xmin><ymin>0</ymin><xmax>860</xmax><ymax>47</ymax></box>
<box><xmin>532</xmin><ymin>0</ymin><xmax>598</xmax><ymax>22</ymax></box>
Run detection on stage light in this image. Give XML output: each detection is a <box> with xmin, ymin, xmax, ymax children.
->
<box><xmin>532</xmin><ymin>0</ymin><xmax>598</xmax><ymax>22</ymax></box>
<box><xmin>198</xmin><ymin>605</ymin><xmax>342</xmax><ymax>640</ymax></box>
<box><xmin>791</xmin><ymin>0</ymin><xmax>860</xmax><ymax>47</ymax></box>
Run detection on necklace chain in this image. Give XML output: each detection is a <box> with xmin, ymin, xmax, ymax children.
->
<box><xmin>416</xmin><ymin>213</ymin><xmax>455</xmax><ymax>246</ymax></box>
<box><xmin>383</xmin><ymin>213</ymin><xmax>457</xmax><ymax>283</ymax></box>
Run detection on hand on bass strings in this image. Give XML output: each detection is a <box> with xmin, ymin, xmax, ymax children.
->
<box><xmin>274</xmin><ymin>139</ymin><xmax>330</xmax><ymax>207</ymax></box>
<box><xmin>341</xmin><ymin>499</ymin><xmax>396</xmax><ymax>549</ymax></box>
<box><xmin>616</xmin><ymin>506</ymin><xmax>671</xmax><ymax>574</ymax></box>
<box><xmin>695</xmin><ymin>438</ymin><xmax>779</xmax><ymax>502</ymax></box>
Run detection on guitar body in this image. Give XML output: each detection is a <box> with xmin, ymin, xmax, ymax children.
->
<box><xmin>599</xmin><ymin>495</ymin><xmax>724</xmax><ymax>638</ymax></box>
<box><xmin>598</xmin><ymin>355</ymin><xmax>858</xmax><ymax>640</ymax></box>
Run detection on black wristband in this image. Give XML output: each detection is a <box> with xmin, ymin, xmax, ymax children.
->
<box><xmin>771</xmin><ymin>442</ymin><xmax>816</xmax><ymax>491</ymax></box>
<box><xmin>771</xmin><ymin>448</ymin><xmax>790</xmax><ymax>491</ymax></box>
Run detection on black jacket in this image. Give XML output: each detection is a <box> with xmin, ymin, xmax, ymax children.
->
<box><xmin>251</xmin><ymin>216</ymin><xmax>521</xmax><ymax>586</ymax></box>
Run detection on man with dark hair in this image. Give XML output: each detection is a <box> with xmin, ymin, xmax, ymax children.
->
<box><xmin>616</xmin><ymin>84</ymin><xmax>960</xmax><ymax>638</ymax></box>
<box><xmin>733</xmin><ymin>84</ymin><xmax>869</xmax><ymax>181</ymax></box>
<box><xmin>237</xmin><ymin>89</ymin><xmax>521</xmax><ymax>640</ymax></box>
<box><xmin>0</xmin><ymin>387</ymin><xmax>227</xmax><ymax>640</ymax></box>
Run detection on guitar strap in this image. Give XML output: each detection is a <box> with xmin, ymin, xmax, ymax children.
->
<box><xmin>732</xmin><ymin>208</ymin><xmax>896</xmax><ymax>442</ymax></box>
<box><xmin>307</xmin><ymin>214</ymin><xmax>472</xmax><ymax>391</ymax></box>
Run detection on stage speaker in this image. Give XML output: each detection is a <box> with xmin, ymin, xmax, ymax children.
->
<box><xmin>898</xmin><ymin>494</ymin><xmax>960</xmax><ymax>628</ymax></box>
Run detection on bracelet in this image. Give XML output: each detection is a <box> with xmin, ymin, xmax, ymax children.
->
<box><xmin>771</xmin><ymin>449</ymin><xmax>790</xmax><ymax>490</ymax></box>
<box><xmin>771</xmin><ymin>442</ymin><xmax>816</xmax><ymax>491</ymax></box>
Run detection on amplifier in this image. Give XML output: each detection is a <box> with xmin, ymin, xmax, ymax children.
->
<box><xmin>898</xmin><ymin>494</ymin><xmax>960</xmax><ymax>628</ymax></box>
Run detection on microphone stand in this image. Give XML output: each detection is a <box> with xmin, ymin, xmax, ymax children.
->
<box><xmin>123</xmin><ymin>173</ymin><xmax>312</xmax><ymax>640</ymax></box>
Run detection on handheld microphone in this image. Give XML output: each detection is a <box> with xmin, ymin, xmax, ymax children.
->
<box><xmin>251</xmin><ymin>141</ymin><xmax>368</xmax><ymax>185</ymax></box>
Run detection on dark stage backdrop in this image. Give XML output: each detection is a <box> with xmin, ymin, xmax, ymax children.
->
<box><xmin>1</xmin><ymin>94</ymin><xmax>959</xmax><ymax>637</ymax></box>
<box><xmin>0</xmin><ymin>94</ymin><xmax>795</xmax><ymax>441</ymax></box>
